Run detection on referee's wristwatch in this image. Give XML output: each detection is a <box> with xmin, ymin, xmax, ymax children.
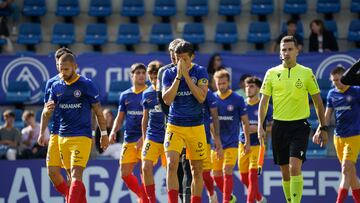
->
<box><xmin>319</xmin><ymin>126</ymin><xmax>329</xmax><ymax>131</ymax></box>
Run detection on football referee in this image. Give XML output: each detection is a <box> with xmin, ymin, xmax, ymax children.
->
<box><xmin>258</xmin><ymin>36</ymin><xmax>328</xmax><ymax>203</ymax></box>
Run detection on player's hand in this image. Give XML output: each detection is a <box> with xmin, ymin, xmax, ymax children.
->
<box><xmin>108</xmin><ymin>132</ymin><xmax>117</xmax><ymax>144</ymax></box>
<box><xmin>313</xmin><ymin>128</ymin><xmax>328</xmax><ymax>147</ymax></box>
<box><xmin>257</xmin><ymin>126</ymin><xmax>266</xmax><ymax>143</ymax></box>
<box><xmin>37</xmin><ymin>133</ymin><xmax>48</xmax><ymax>146</ymax></box>
<box><xmin>214</xmin><ymin>138</ymin><xmax>224</xmax><ymax>160</ymax></box>
<box><xmin>135</xmin><ymin>138</ymin><xmax>143</xmax><ymax>151</ymax></box>
<box><xmin>176</xmin><ymin>59</ymin><xmax>183</xmax><ymax>79</ymax></box>
<box><xmin>45</xmin><ymin>100</ymin><xmax>55</xmax><ymax>113</ymax></box>
<box><xmin>243</xmin><ymin>142</ymin><xmax>251</xmax><ymax>155</ymax></box>
<box><xmin>100</xmin><ymin>135</ymin><xmax>110</xmax><ymax>150</ymax></box>
<box><xmin>180</xmin><ymin>59</ymin><xmax>190</xmax><ymax>78</ymax></box>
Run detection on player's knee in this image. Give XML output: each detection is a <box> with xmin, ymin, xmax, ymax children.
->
<box><xmin>342</xmin><ymin>161</ymin><xmax>354</xmax><ymax>176</ymax></box>
<box><xmin>142</xmin><ymin>161</ymin><xmax>153</xmax><ymax>174</ymax></box>
<box><xmin>223</xmin><ymin>165</ymin><xmax>233</xmax><ymax>175</ymax></box>
<box><xmin>47</xmin><ymin>167</ymin><xmax>60</xmax><ymax>178</ymax></box>
<box><xmin>190</xmin><ymin>164</ymin><xmax>202</xmax><ymax>177</ymax></box>
<box><xmin>120</xmin><ymin>167</ymin><xmax>131</xmax><ymax>177</ymax></box>
<box><xmin>71</xmin><ymin>167</ymin><xmax>83</xmax><ymax>181</ymax></box>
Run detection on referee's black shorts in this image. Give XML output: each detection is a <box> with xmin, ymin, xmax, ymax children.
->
<box><xmin>271</xmin><ymin>119</ymin><xmax>311</xmax><ymax>165</ymax></box>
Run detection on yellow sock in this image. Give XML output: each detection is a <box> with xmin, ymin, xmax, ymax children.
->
<box><xmin>290</xmin><ymin>175</ymin><xmax>303</xmax><ymax>203</ymax></box>
<box><xmin>282</xmin><ymin>180</ymin><xmax>291</xmax><ymax>203</ymax></box>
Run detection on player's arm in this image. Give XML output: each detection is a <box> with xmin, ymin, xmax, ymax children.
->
<box><xmin>38</xmin><ymin>102</ymin><xmax>54</xmax><ymax>146</ymax></box>
<box><xmin>109</xmin><ymin>111</ymin><xmax>125</xmax><ymax>143</ymax></box>
<box><xmin>311</xmin><ymin>93</ymin><xmax>328</xmax><ymax>147</ymax></box>
<box><xmin>92</xmin><ymin>102</ymin><xmax>109</xmax><ymax>149</ymax></box>
<box><xmin>210</xmin><ymin>107</ymin><xmax>223</xmax><ymax>156</ymax></box>
<box><xmin>241</xmin><ymin>114</ymin><xmax>251</xmax><ymax>154</ymax></box>
<box><xmin>162</xmin><ymin>80</ymin><xmax>180</xmax><ymax>105</ymax></box>
<box><xmin>324</xmin><ymin>107</ymin><xmax>333</xmax><ymax>127</ymax></box>
<box><xmin>184</xmin><ymin>75</ymin><xmax>208</xmax><ymax>103</ymax></box>
<box><xmin>257</xmin><ymin>94</ymin><xmax>270</xmax><ymax>142</ymax></box>
<box><xmin>141</xmin><ymin>109</ymin><xmax>149</xmax><ymax>141</ymax></box>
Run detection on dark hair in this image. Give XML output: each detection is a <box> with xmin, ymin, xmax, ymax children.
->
<box><xmin>130</xmin><ymin>63</ymin><xmax>147</xmax><ymax>74</ymax></box>
<box><xmin>245</xmin><ymin>76</ymin><xmax>262</xmax><ymax>88</ymax></box>
<box><xmin>168</xmin><ymin>38</ymin><xmax>184</xmax><ymax>52</ymax></box>
<box><xmin>3</xmin><ymin>110</ymin><xmax>15</xmax><ymax>118</ymax></box>
<box><xmin>310</xmin><ymin>19</ymin><xmax>327</xmax><ymax>34</ymax></box>
<box><xmin>55</xmin><ymin>47</ymin><xmax>73</xmax><ymax>60</ymax></box>
<box><xmin>240</xmin><ymin>74</ymin><xmax>252</xmax><ymax>83</ymax></box>
<box><xmin>331</xmin><ymin>65</ymin><xmax>346</xmax><ymax>75</ymax></box>
<box><xmin>280</xmin><ymin>35</ymin><xmax>298</xmax><ymax>47</ymax></box>
<box><xmin>207</xmin><ymin>53</ymin><xmax>225</xmax><ymax>75</ymax></box>
<box><xmin>147</xmin><ymin>60</ymin><xmax>163</xmax><ymax>74</ymax></box>
<box><xmin>174</xmin><ymin>41</ymin><xmax>195</xmax><ymax>57</ymax></box>
<box><xmin>59</xmin><ymin>53</ymin><xmax>76</xmax><ymax>63</ymax></box>
<box><xmin>287</xmin><ymin>19</ymin><xmax>297</xmax><ymax>26</ymax></box>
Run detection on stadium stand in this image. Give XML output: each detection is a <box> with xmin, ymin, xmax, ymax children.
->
<box><xmin>51</xmin><ymin>23</ymin><xmax>75</xmax><ymax>46</ymax></box>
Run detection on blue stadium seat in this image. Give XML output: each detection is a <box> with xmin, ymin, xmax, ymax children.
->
<box><xmin>22</xmin><ymin>0</ymin><xmax>46</xmax><ymax>17</ymax></box>
<box><xmin>56</xmin><ymin>0</ymin><xmax>80</xmax><ymax>17</ymax></box>
<box><xmin>84</xmin><ymin>24</ymin><xmax>108</xmax><ymax>45</ymax></box>
<box><xmin>107</xmin><ymin>81</ymin><xmax>132</xmax><ymax>103</ymax></box>
<box><xmin>13</xmin><ymin>109</ymin><xmax>25</xmax><ymax>129</ymax></box>
<box><xmin>149</xmin><ymin>23</ymin><xmax>173</xmax><ymax>45</ymax></box>
<box><xmin>0</xmin><ymin>39</ymin><xmax>7</xmax><ymax>46</ymax></box>
<box><xmin>348</xmin><ymin>20</ymin><xmax>360</xmax><ymax>42</ymax></box>
<box><xmin>281</xmin><ymin>21</ymin><xmax>304</xmax><ymax>37</ymax></box>
<box><xmin>283</xmin><ymin>0</ymin><xmax>307</xmax><ymax>15</ymax></box>
<box><xmin>121</xmin><ymin>0</ymin><xmax>144</xmax><ymax>17</ymax></box>
<box><xmin>35</xmin><ymin>109</ymin><xmax>42</xmax><ymax>122</ymax></box>
<box><xmin>51</xmin><ymin>23</ymin><xmax>75</xmax><ymax>45</ymax></box>
<box><xmin>215</xmin><ymin>23</ymin><xmax>238</xmax><ymax>44</ymax></box>
<box><xmin>183</xmin><ymin>23</ymin><xmax>205</xmax><ymax>44</ymax></box>
<box><xmin>218</xmin><ymin>0</ymin><xmax>241</xmax><ymax>16</ymax></box>
<box><xmin>351</xmin><ymin>0</ymin><xmax>360</xmax><ymax>13</ymax></box>
<box><xmin>307</xmin><ymin>137</ymin><xmax>327</xmax><ymax>157</ymax></box>
<box><xmin>251</xmin><ymin>0</ymin><xmax>274</xmax><ymax>16</ymax></box>
<box><xmin>88</xmin><ymin>0</ymin><xmax>112</xmax><ymax>17</ymax></box>
<box><xmin>17</xmin><ymin>23</ymin><xmax>42</xmax><ymax>45</ymax></box>
<box><xmin>324</xmin><ymin>20</ymin><xmax>338</xmax><ymax>39</ymax></box>
<box><xmin>0</xmin><ymin>6</ymin><xmax>11</xmax><ymax>16</ymax></box>
<box><xmin>247</xmin><ymin>22</ymin><xmax>271</xmax><ymax>44</ymax></box>
<box><xmin>153</xmin><ymin>0</ymin><xmax>176</xmax><ymax>17</ymax></box>
<box><xmin>316</xmin><ymin>0</ymin><xmax>340</xmax><ymax>14</ymax></box>
<box><xmin>186</xmin><ymin>0</ymin><xmax>208</xmax><ymax>17</ymax></box>
<box><xmin>5</xmin><ymin>81</ymin><xmax>31</xmax><ymax>103</ymax></box>
<box><xmin>117</xmin><ymin>24</ymin><xmax>141</xmax><ymax>45</ymax></box>
<box><xmin>317</xmin><ymin>79</ymin><xmax>331</xmax><ymax>100</ymax></box>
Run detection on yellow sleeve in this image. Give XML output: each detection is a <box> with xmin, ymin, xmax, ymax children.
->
<box><xmin>260</xmin><ymin>70</ymin><xmax>272</xmax><ymax>96</ymax></box>
<box><xmin>306</xmin><ymin>70</ymin><xmax>320</xmax><ymax>95</ymax></box>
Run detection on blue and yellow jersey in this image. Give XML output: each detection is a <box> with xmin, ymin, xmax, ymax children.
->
<box><xmin>239</xmin><ymin>101</ymin><xmax>273</xmax><ymax>145</ymax></box>
<box><xmin>326</xmin><ymin>86</ymin><xmax>360</xmax><ymax>137</ymax></box>
<box><xmin>156</xmin><ymin>64</ymin><xmax>174</xmax><ymax>117</ymax></box>
<box><xmin>204</xmin><ymin>90</ymin><xmax>217</xmax><ymax>144</ymax></box>
<box><xmin>162</xmin><ymin>63</ymin><xmax>209</xmax><ymax>127</ymax></box>
<box><xmin>50</xmin><ymin>75</ymin><xmax>100</xmax><ymax>138</ymax></box>
<box><xmin>44</xmin><ymin>74</ymin><xmax>61</xmax><ymax>135</ymax></box>
<box><xmin>142</xmin><ymin>85</ymin><xmax>165</xmax><ymax>143</ymax></box>
<box><xmin>119</xmin><ymin>87</ymin><xmax>146</xmax><ymax>142</ymax></box>
<box><xmin>214</xmin><ymin>90</ymin><xmax>247</xmax><ymax>149</ymax></box>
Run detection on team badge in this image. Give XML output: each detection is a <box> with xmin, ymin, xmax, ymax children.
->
<box><xmin>191</xmin><ymin>76</ymin><xmax>197</xmax><ymax>84</ymax></box>
<box><xmin>74</xmin><ymin>89</ymin><xmax>81</xmax><ymax>98</ymax></box>
<box><xmin>346</xmin><ymin>96</ymin><xmax>352</xmax><ymax>102</ymax></box>
<box><xmin>165</xmin><ymin>141</ymin><xmax>170</xmax><ymax>148</ymax></box>
<box><xmin>295</xmin><ymin>79</ymin><xmax>303</xmax><ymax>89</ymax></box>
<box><xmin>227</xmin><ymin>104</ymin><xmax>234</xmax><ymax>111</ymax></box>
<box><xmin>254</xmin><ymin>110</ymin><xmax>258</xmax><ymax>116</ymax></box>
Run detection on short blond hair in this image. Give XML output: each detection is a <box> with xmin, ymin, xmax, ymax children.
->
<box><xmin>213</xmin><ymin>69</ymin><xmax>230</xmax><ymax>81</ymax></box>
<box><xmin>22</xmin><ymin>110</ymin><xmax>35</xmax><ymax>121</ymax></box>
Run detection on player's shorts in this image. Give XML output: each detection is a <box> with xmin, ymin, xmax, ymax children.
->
<box><xmin>334</xmin><ymin>134</ymin><xmax>360</xmax><ymax>164</ymax></box>
<box><xmin>164</xmin><ymin>123</ymin><xmax>206</xmax><ymax>161</ymax></box>
<box><xmin>272</xmin><ymin>119</ymin><xmax>310</xmax><ymax>165</ymax></box>
<box><xmin>212</xmin><ymin>148</ymin><xmax>238</xmax><ymax>171</ymax></box>
<box><xmin>58</xmin><ymin>136</ymin><xmax>92</xmax><ymax>169</ymax></box>
<box><xmin>238</xmin><ymin>143</ymin><xmax>260</xmax><ymax>173</ymax></box>
<box><xmin>202</xmin><ymin>144</ymin><xmax>212</xmax><ymax>170</ymax></box>
<box><xmin>142</xmin><ymin>139</ymin><xmax>166</xmax><ymax>167</ymax></box>
<box><xmin>120</xmin><ymin>142</ymin><xmax>142</xmax><ymax>164</ymax></box>
<box><xmin>46</xmin><ymin>134</ymin><xmax>62</xmax><ymax>167</ymax></box>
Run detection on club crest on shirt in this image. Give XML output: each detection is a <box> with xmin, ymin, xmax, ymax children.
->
<box><xmin>191</xmin><ymin>76</ymin><xmax>197</xmax><ymax>84</ymax></box>
<box><xmin>254</xmin><ymin>110</ymin><xmax>258</xmax><ymax>116</ymax></box>
<box><xmin>227</xmin><ymin>105</ymin><xmax>234</xmax><ymax>112</ymax></box>
<box><xmin>74</xmin><ymin>90</ymin><xmax>81</xmax><ymax>98</ymax></box>
<box><xmin>295</xmin><ymin>79</ymin><xmax>303</xmax><ymax>89</ymax></box>
<box><xmin>346</xmin><ymin>96</ymin><xmax>352</xmax><ymax>102</ymax></box>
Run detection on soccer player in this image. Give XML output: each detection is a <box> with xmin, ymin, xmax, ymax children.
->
<box><xmin>203</xmin><ymin>89</ymin><xmax>223</xmax><ymax>203</ymax></box>
<box><xmin>37</xmin><ymin>47</ymin><xmax>74</xmax><ymax>200</ymax></box>
<box><xmin>109</xmin><ymin>63</ymin><xmax>148</xmax><ymax>202</ymax></box>
<box><xmin>239</xmin><ymin>76</ymin><xmax>271</xmax><ymax>203</ymax></box>
<box><xmin>341</xmin><ymin>59</ymin><xmax>360</xmax><ymax>86</ymax></box>
<box><xmin>40</xmin><ymin>53</ymin><xmax>109</xmax><ymax>203</ymax></box>
<box><xmin>325</xmin><ymin>67</ymin><xmax>360</xmax><ymax>203</ymax></box>
<box><xmin>162</xmin><ymin>41</ymin><xmax>208</xmax><ymax>203</ymax></box>
<box><xmin>212</xmin><ymin>69</ymin><xmax>250</xmax><ymax>203</ymax></box>
<box><xmin>141</xmin><ymin>60</ymin><xmax>165</xmax><ymax>203</ymax></box>
<box><xmin>258</xmin><ymin>36</ymin><xmax>328</xmax><ymax>203</ymax></box>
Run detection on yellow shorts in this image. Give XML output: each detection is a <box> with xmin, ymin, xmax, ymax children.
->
<box><xmin>46</xmin><ymin>134</ymin><xmax>62</xmax><ymax>167</ymax></box>
<box><xmin>212</xmin><ymin>148</ymin><xmax>238</xmax><ymax>171</ymax></box>
<box><xmin>58</xmin><ymin>136</ymin><xmax>92</xmax><ymax>170</ymax></box>
<box><xmin>334</xmin><ymin>135</ymin><xmax>360</xmax><ymax>163</ymax></box>
<box><xmin>142</xmin><ymin>139</ymin><xmax>166</xmax><ymax>167</ymax></box>
<box><xmin>120</xmin><ymin>142</ymin><xmax>141</xmax><ymax>164</ymax></box>
<box><xmin>164</xmin><ymin>123</ymin><xmax>207</xmax><ymax>161</ymax></box>
<box><xmin>202</xmin><ymin>144</ymin><xmax>212</xmax><ymax>170</ymax></box>
<box><xmin>238</xmin><ymin>143</ymin><xmax>260</xmax><ymax>173</ymax></box>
